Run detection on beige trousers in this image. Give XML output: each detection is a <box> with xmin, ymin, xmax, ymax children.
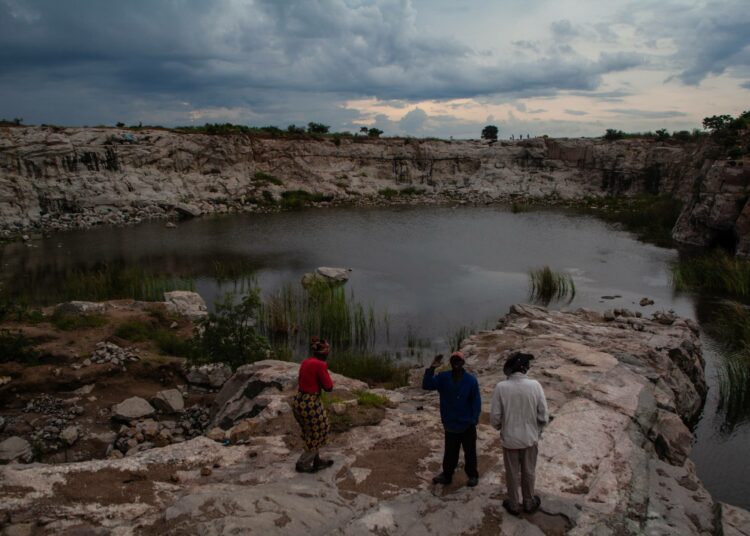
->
<box><xmin>502</xmin><ymin>444</ymin><xmax>538</xmax><ymax>510</ymax></box>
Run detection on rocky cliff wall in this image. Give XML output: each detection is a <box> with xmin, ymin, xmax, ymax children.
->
<box><xmin>1</xmin><ymin>125</ymin><xmax>747</xmax><ymax>253</ymax></box>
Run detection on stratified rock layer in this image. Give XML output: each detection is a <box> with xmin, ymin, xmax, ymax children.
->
<box><xmin>0</xmin><ymin>305</ymin><xmax>747</xmax><ymax>535</ymax></box>
<box><xmin>5</xmin><ymin>126</ymin><xmax>747</xmax><ymax>253</ymax></box>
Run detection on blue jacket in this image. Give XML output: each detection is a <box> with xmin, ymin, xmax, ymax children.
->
<box><xmin>422</xmin><ymin>368</ymin><xmax>482</xmax><ymax>433</ymax></box>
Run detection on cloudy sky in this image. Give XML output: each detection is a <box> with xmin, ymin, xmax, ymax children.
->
<box><xmin>0</xmin><ymin>0</ymin><xmax>748</xmax><ymax>138</ymax></box>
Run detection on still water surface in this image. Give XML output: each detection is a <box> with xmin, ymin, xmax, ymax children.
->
<box><xmin>1</xmin><ymin>206</ymin><xmax>747</xmax><ymax>509</ymax></box>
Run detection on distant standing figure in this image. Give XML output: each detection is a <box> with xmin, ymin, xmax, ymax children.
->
<box><xmin>423</xmin><ymin>351</ymin><xmax>482</xmax><ymax>487</ymax></box>
<box><xmin>292</xmin><ymin>337</ymin><xmax>335</xmax><ymax>473</ymax></box>
<box><xmin>490</xmin><ymin>351</ymin><xmax>549</xmax><ymax>516</ymax></box>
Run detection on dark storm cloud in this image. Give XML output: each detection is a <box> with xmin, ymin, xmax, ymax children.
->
<box><xmin>622</xmin><ymin>0</ymin><xmax>750</xmax><ymax>86</ymax></box>
<box><xmin>0</xmin><ymin>0</ymin><xmax>645</xmax><ymax>126</ymax></box>
<box><xmin>565</xmin><ymin>109</ymin><xmax>588</xmax><ymax>116</ymax></box>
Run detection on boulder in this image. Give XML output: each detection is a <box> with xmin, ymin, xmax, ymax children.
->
<box><xmin>0</xmin><ymin>436</ymin><xmax>32</xmax><ymax>464</ymax></box>
<box><xmin>60</xmin><ymin>425</ymin><xmax>79</xmax><ymax>446</ymax></box>
<box><xmin>172</xmin><ymin>202</ymin><xmax>202</xmax><ymax>218</ymax></box>
<box><xmin>163</xmin><ymin>291</ymin><xmax>208</xmax><ymax>321</ymax></box>
<box><xmin>315</xmin><ymin>267</ymin><xmax>351</xmax><ymax>282</ymax></box>
<box><xmin>652</xmin><ymin>409</ymin><xmax>692</xmax><ymax>465</ymax></box>
<box><xmin>209</xmin><ymin>360</ymin><xmax>367</xmax><ymax>429</ymax></box>
<box><xmin>186</xmin><ymin>363</ymin><xmax>232</xmax><ymax>388</ymax></box>
<box><xmin>112</xmin><ymin>397</ymin><xmax>156</xmax><ymax>421</ymax></box>
<box><xmin>54</xmin><ymin>301</ymin><xmax>106</xmax><ymax>316</ymax></box>
<box><xmin>153</xmin><ymin>389</ymin><xmax>185</xmax><ymax>413</ymax></box>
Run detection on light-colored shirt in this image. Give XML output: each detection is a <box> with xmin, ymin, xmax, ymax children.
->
<box><xmin>490</xmin><ymin>373</ymin><xmax>549</xmax><ymax>449</ymax></box>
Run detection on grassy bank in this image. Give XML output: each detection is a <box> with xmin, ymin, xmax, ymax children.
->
<box><xmin>577</xmin><ymin>195</ymin><xmax>682</xmax><ymax>247</ymax></box>
<box><xmin>672</xmin><ymin>250</ymin><xmax>750</xmax><ymax>429</ymax></box>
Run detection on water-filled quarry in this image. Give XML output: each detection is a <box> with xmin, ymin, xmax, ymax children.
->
<box><xmin>1</xmin><ymin>205</ymin><xmax>748</xmax><ymax>509</ymax></box>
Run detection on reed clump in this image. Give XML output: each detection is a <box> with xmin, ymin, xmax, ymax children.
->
<box><xmin>529</xmin><ymin>266</ymin><xmax>576</xmax><ymax>305</ymax></box>
<box><xmin>672</xmin><ymin>251</ymin><xmax>750</xmax><ymax>301</ymax></box>
<box><xmin>327</xmin><ymin>351</ymin><xmax>409</xmax><ymax>388</ymax></box>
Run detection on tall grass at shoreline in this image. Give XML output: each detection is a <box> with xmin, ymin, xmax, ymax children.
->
<box><xmin>672</xmin><ymin>250</ymin><xmax>750</xmax><ymax>301</ymax></box>
<box><xmin>529</xmin><ymin>266</ymin><xmax>576</xmax><ymax>306</ymax></box>
<box><xmin>703</xmin><ymin>302</ymin><xmax>750</xmax><ymax>430</ymax></box>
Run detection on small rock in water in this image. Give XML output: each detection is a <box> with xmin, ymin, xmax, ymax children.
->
<box><xmin>640</xmin><ymin>297</ymin><xmax>655</xmax><ymax>306</ymax></box>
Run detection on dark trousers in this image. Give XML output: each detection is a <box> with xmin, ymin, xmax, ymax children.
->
<box><xmin>442</xmin><ymin>425</ymin><xmax>478</xmax><ymax>478</ymax></box>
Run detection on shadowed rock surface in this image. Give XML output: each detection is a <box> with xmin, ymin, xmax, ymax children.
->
<box><xmin>2</xmin><ymin>304</ymin><xmax>749</xmax><ymax>534</ymax></box>
<box><xmin>2</xmin><ymin>126</ymin><xmax>747</xmax><ymax>253</ymax></box>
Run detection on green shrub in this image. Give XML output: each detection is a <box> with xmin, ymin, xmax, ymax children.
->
<box><xmin>279</xmin><ymin>190</ymin><xmax>333</xmax><ymax>210</ymax></box>
<box><xmin>399</xmin><ymin>186</ymin><xmax>425</xmax><ymax>196</ymax></box>
<box><xmin>604</xmin><ymin>129</ymin><xmax>625</xmax><ymax>140</ymax></box>
<box><xmin>356</xmin><ymin>390</ymin><xmax>390</xmax><ymax>407</ymax></box>
<box><xmin>0</xmin><ymin>329</ymin><xmax>40</xmax><ymax>364</ymax></box>
<box><xmin>253</xmin><ymin>171</ymin><xmax>283</xmax><ymax>186</ymax></box>
<box><xmin>378</xmin><ymin>188</ymin><xmax>399</xmax><ymax>199</ymax></box>
<box><xmin>191</xmin><ymin>290</ymin><xmax>270</xmax><ymax>370</ymax></box>
<box><xmin>115</xmin><ymin>318</ymin><xmax>195</xmax><ymax>356</ymax></box>
<box><xmin>529</xmin><ymin>266</ymin><xmax>576</xmax><ymax>306</ymax></box>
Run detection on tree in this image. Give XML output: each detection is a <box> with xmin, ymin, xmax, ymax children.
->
<box><xmin>287</xmin><ymin>124</ymin><xmax>306</xmax><ymax>134</ymax></box>
<box><xmin>307</xmin><ymin>122</ymin><xmax>330</xmax><ymax>134</ymax></box>
<box><xmin>367</xmin><ymin>128</ymin><xmax>383</xmax><ymax>138</ymax></box>
<box><xmin>702</xmin><ymin>115</ymin><xmax>733</xmax><ymax>133</ymax></box>
<box><xmin>481</xmin><ymin>125</ymin><xmax>498</xmax><ymax>141</ymax></box>
<box><xmin>655</xmin><ymin>128</ymin><xmax>670</xmax><ymax>141</ymax></box>
<box><xmin>359</xmin><ymin>126</ymin><xmax>369</xmax><ymax>134</ymax></box>
<box><xmin>604</xmin><ymin>129</ymin><xmax>624</xmax><ymax>140</ymax></box>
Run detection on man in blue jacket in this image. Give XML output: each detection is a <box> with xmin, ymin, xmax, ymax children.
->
<box><xmin>423</xmin><ymin>351</ymin><xmax>482</xmax><ymax>487</ymax></box>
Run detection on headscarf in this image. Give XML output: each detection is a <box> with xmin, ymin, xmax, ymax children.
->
<box><xmin>310</xmin><ymin>337</ymin><xmax>330</xmax><ymax>358</ymax></box>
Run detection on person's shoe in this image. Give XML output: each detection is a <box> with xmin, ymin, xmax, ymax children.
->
<box><xmin>432</xmin><ymin>473</ymin><xmax>452</xmax><ymax>485</ymax></box>
<box><xmin>295</xmin><ymin>462</ymin><xmax>315</xmax><ymax>473</ymax></box>
<box><xmin>524</xmin><ymin>495</ymin><xmax>541</xmax><ymax>514</ymax></box>
<box><xmin>502</xmin><ymin>499</ymin><xmax>521</xmax><ymax>517</ymax></box>
<box><xmin>467</xmin><ymin>476</ymin><xmax>479</xmax><ymax>487</ymax></box>
<box><xmin>312</xmin><ymin>456</ymin><xmax>334</xmax><ymax>472</ymax></box>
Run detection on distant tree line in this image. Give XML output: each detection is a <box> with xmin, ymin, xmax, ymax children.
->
<box><xmin>602</xmin><ymin>110</ymin><xmax>748</xmax><ymax>158</ymax></box>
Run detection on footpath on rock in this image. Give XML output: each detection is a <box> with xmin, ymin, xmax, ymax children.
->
<box><xmin>2</xmin><ymin>302</ymin><xmax>750</xmax><ymax>535</ymax></box>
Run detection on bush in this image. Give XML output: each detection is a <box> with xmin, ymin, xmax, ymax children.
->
<box><xmin>378</xmin><ymin>188</ymin><xmax>399</xmax><ymax>199</ymax></box>
<box><xmin>280</xmin><ymin>190</ymin><xmax>333</xmax><ymax>210</ymax></box>
<box><xmin>191</xmin><ymin>291</ymin><xmax>270</xmax><ymax>370</ymax></box>
<box><xmin>604</xmin><ymin>129</ymin><xmax>625</xmax><ymax>141</ymax></box>
<box><xmin>0</xmin><ymin>329</ymin><xmax>39</xmax><ymax>364</ymax></box>
<box><xmin>307</xmin><ymin>122</ymin><xmax>330</xmax><ymax>134</ymax></box>
<box><xmin>253</xmin><ymin>171</ymin><xmax>283</xmax><ymax>186</ymax></box>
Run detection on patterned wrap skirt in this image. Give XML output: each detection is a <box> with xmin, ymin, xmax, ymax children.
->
<box><xmin>292</xmin><ymin>391</ymin><xmax>330</xmax><ymax>452</ymax></box>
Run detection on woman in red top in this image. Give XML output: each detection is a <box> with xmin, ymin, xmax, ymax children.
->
<box><xmin>292</xmin><ymin>337</ymin><xmax>335</xmax><ymax>473</ymax></box>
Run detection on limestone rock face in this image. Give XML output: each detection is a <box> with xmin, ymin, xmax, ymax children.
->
<box><xmin>111</xmin><ymin>396</ymin><xmax>156</xmax><ymax>421</ymax></box>
<box><xmin>1</xmin><ymin>305</ymin><xmax>748</xmax><ymax>535</ymax></box>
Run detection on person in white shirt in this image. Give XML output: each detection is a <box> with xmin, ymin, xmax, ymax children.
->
<box><xmin>490</xmin><ymin>351</ymin><xmax>549</xmax><ymax>516</ymax></box>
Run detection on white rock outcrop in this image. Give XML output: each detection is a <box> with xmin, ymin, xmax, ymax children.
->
<box><xmin>1</xmin><ymin>305</ymin><xmax>748</xmax><ymax>535</ymax></box>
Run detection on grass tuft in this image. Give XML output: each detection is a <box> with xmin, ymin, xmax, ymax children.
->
<box><xmin>529</xmin><ymin>266</ymin><xmax>576</xmax><ymax>306</ymax></box>
<box><xmin>327</xmin><ymin>351</ymin><xmax>409</xmax><ymax>388</ymax></box>
<box><xmin>51</xmin><ymin>312</ymin><xmax>107</xmax><ymax>331</ymax></box>
<box><xmin>0</xmin><ymin>329</ymin><xmax>40</xmax><ymax>364</ymax></box>
<box><xmin>356</xmin><ymin>391</ymin><xmax>390</xmax><ymax>408</ymax></box>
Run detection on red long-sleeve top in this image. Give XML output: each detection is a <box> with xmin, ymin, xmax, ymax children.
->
<box><xmin>298</xmin><ymin>356</ymin><xmax>334</xmax><ymax>394</ymax></box>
